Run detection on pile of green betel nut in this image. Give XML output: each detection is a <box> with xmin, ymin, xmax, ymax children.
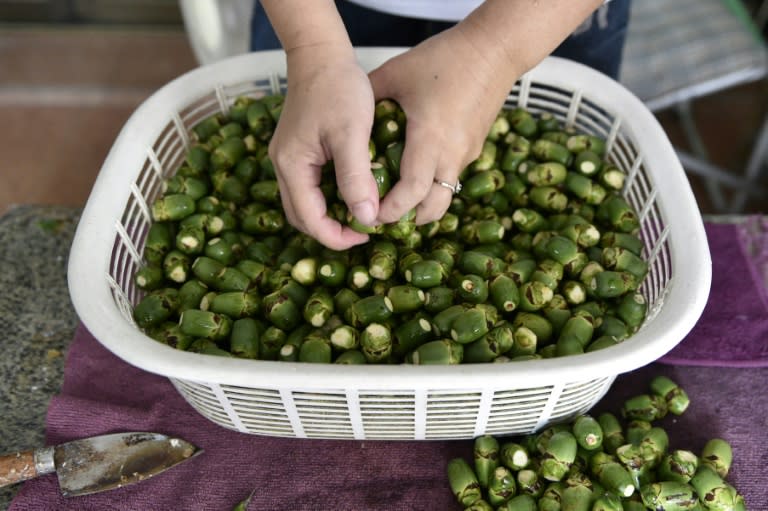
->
<box><xmin>447</xmin><ymin>376</ymin><xmax>746</xmax><ymax>511</ymax></box>
<box><xmin>132</xmin><ymin>93</ymin><xmax>650</xmax><ymax>364</ymax></box>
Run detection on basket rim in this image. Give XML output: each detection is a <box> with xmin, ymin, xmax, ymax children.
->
<box><xmin>67</xmin><ymin>48</ymin><xmax>712</xmax><ymax>389</ymax></box>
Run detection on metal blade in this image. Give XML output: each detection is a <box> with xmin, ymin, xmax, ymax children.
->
<box><xmin>53</xmin><ymin>432</ymin><xmax>202</xmax><ymax>497</ymax></box>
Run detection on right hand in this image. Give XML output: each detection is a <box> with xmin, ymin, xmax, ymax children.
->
<box><xmin>268</xmin><ymin>42</ymin><xmax>380</xmax><ymax>250</ymax></box>
<box><xmin>369</xmin><ymin>27</ymin><xmax>520</xmax><ymax>227</ymax></box>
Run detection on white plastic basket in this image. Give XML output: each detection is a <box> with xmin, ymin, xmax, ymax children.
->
<box><xmin>68</xmin><ymin>49</ymin><xmax>711</xmax><ymax>440</ymax></box>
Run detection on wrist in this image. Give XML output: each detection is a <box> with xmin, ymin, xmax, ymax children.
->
<box><xmin>261</xmin><ymin>0</ymin><xmax>352</xmax><ymax>52</ymax></box>
<box><xmin>456</xmin><ymin>0</ymin><xmax>603</xmax><ymax>80</ymax></box>
<box><xmin>284</xmin><ymin>41</ymin><xmax>358</xmax><ymax>86</ymax></box>
<box><xmin>450</xmin><ymin>21</ymin><xmax>525</xmax><ymax>101</ymax></box>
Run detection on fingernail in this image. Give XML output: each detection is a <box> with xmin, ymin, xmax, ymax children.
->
<box><xmin>351</xmin><ymin>200</ymin><xmax>377</xmax><ymax>226</ymax></box>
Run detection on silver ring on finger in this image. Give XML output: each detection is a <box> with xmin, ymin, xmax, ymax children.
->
<box><xmin>434</xmin><ymin>178</ymin><xmax>462</xmax><ymax>195</ymax></box>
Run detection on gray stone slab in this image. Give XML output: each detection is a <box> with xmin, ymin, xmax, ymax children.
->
<box><xmin>0</xmin><ymin>205</ymin><xmax>80</xmax><ymax>509</ymax></box>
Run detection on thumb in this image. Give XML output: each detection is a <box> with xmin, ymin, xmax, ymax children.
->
<box><xmin>326</xmin><ymin>129</ymin><xmax>380</xmax><ymax>226</ymax></box>
<box><xmin>368</xmin><ymin>63</ymin><xmax>396</xmax><ymax>102</ymax></box>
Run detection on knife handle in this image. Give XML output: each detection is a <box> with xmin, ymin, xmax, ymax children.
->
<box><xmin>0</xmin><ymin>448</ymin><xmax>55</xmax><ymax>488</ymax></box>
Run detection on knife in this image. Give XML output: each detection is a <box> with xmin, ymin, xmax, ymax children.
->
<box><xmin>0</xmin><ymin>432</ymin><xmax>202</xmax><ymax>497</ymax></box>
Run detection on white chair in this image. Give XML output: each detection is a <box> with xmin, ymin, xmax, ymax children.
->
<box><xmin>620</xmin><ymin>0</ymin><xmax>768</xmax><ymax>212</ymax></box>
<box><xmin>178</xmin><ymin>0</ymin><xmax>253</xmax><ymax>66</ymax></box>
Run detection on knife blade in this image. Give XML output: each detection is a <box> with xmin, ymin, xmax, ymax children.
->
<box><xmin>0</xmin><ymin>432</ymin><xmax>202</xmax><ymax>497</ymax></box>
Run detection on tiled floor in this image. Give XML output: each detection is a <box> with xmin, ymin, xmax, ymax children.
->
<box><xmin>0</xmin><ymin>25</ymin><xmax>766</xmax><ymax>215</ymax></box>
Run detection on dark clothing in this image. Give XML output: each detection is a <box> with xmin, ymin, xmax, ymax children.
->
<box><xmin>250</xmin><ymin>0</ymin><xmax>631</xmax><ymax>79</ymax></box>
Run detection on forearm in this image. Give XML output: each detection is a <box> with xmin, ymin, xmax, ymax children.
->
<box><xmin>260</xmin><ymin>0</ymin><xmax>352</xmax><ymax>52</ymax></box>
<box><xmin>457</xmin><ymin>0</ymin><xmax>604</xmax><ymax>85</ymax></box>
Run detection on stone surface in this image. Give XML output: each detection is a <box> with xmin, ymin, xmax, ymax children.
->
<box><xmin>0</xmin><ymin>205</ymin><xmax>80</xmax><ymax>509</ymax></box>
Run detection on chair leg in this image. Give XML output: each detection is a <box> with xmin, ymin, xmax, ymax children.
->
<box><xmin>673</xmin><ymin>150</ymin><xmax>763</xmax><ymax>194</ymax></box>
<box><xmin>729</xmin><ymin>113</ymin><xmax>768</xmax><ymax>212</ymax></box>
<box><xmin>667</xmin><ymin>98</ymin><xmax>766</xmax><ymax>206</ymax></box>
<box><xmin>675</xmin><ymin>100</ymin><xmax>729</xmax><ymax>212</ymax></box>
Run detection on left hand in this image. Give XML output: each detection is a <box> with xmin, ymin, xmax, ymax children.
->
<box><xmin>369</xmin><ymin>25</ymin><xmax>523</xmax><ymax>225</ymax></box>
<box><xmin>267</xmin><ymin>42</ymin><xmax>378</xmax><ymax>250</ymax></box>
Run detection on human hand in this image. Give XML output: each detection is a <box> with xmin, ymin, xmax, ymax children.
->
<box><xmin>369</xmin><ymin>26</ymin><xmax>524</xmax><ymax>226</ymax></box>
<box><xmin>268</xmin><ymin>43</ymin><xmax>379</xmax><ymax>250</ymax></box>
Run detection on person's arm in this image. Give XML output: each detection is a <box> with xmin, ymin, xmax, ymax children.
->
<box><xmin>260</xmin><ymin>0</ymin><xmax>379</xmax><ymax>250</ymax></box>
<box><xmin>370</xmin><ymin>0</ymin><xmax>604</xmax><ymax>225</ymax></box>
<box><xmin>461</xmin><ymin>0</ymin><xmax>604</xmax><ymax>80</ymax></box>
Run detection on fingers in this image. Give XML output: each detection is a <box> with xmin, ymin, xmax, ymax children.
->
<box><xmin>377</xmin><ymin>121</ymin><xmax>462</xmax><ymax>226</ymax></box>
<box><xmin>274</xmin><ymin>157</ymin><xmax>370</xmax><ymax>251</ymax></box>
<box><xmin>376</xmin><ymin>132</ymin><xmax>436</xmax><ymax>224</ymax></box>
<box><xmin>416</xmin><ymin>179</ymin><xmax>454</xmax><ymax>225</ymax></box>
<box><xmin>275</xmin><ymin>122</ymin><xmax>377</xmax><ymax>251</ymax></box>
<box><xmin>370</xmin><ymin>65</ymin><xmax>465</xmax><ymax>226</ymax></box>
<box><xmin>275</xmin><ymin>174</ymin><xmax>300</xmax><ymax>229</ymax></box>
<box><xmin>325</xmin><ymin>125</ymin><xmax>379</xmax><ymax>227</ymax></box>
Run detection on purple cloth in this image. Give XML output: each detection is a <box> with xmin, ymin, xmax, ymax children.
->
<box><xmin>658</xmin><ymin>220</ymin><xmax>768</xmax><ymax>367</ymax></box>
<box><xmin>10</xmin><ymin>220</ymin><xmax>768</xmax><ymax>510</ymax></box>
<box><xmin>10</xmin><ymin>327</ymin><xmax>768</xmax><ymax>510</ymax></box>
<box><xmin>10</xmin><ymin>325</ymin><xmax>470</xmax><ymax>511</ymax></box>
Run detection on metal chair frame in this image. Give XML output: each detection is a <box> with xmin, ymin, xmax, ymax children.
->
<box><xmin>620</xmin><ymin>0</ymin><xmax>768</xmax><ymax>212</ymax></box>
